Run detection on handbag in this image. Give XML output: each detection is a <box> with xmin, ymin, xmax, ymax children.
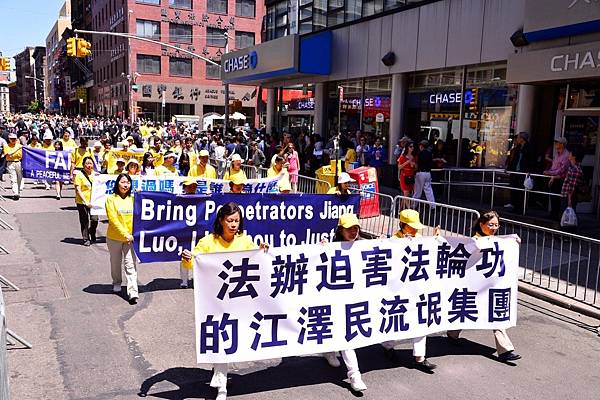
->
<box><xmin>404</xmin><ymin>175</ymin><xmax>415</xmax><ymax>185</ymax></box>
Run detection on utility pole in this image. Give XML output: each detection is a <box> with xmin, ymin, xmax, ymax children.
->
<box><xmin>223</xmin><ymin>32</ymin><xmax>230</xmax><ymax>132</ymax></box>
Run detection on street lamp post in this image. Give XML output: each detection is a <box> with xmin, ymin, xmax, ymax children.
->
<box><xmin>223</xmin><ymin>32</ymin><xmax>231</xmax><ymax>131</ymax></box>
<box><xmin>24</xmin><ymin>75</ymin><xmax>44</xmax><ymax>103</ymax></box>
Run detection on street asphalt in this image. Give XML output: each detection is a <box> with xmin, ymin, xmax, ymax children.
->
<box><xmin>1</xmin><ymin>181</ymin><xmax>599</xmax><ymax>400</ymax></box>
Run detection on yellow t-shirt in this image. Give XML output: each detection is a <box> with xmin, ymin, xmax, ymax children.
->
<box><xmin>223</xmin><ymin>168</ymin><xmax>247</xmax><ymax>181</ymax></box>
<box><xmin>41</xmin><ymin>142</ymin><xmax>54</xmax><ymax>150</ymax></box>
<box><xmin>29</xmin><ymin>143</ymin><xmax>42</xmax><ymax>149</ymax></box>
<box><xmin>267</xmin><ymin>167</ymin><xmax>290</xmax><ymax>192</ymax></box>
<box><xmin>189</xmin><ymin>163</ymin><xmax>217</xmax><ymax>179</ymax></box>
<box><xmin>150</xmin><ymin>150</ymin><xmax>164</xmax><ymax>167</ymax></box>
<box><xmin>182</xmin><ymin>233</ymin><xmax>257</xmax><ymax>269</ymax></box>
<box><xmin>73</xmin><ymin>171</ymin><xmax>94</xmax><ymax>204</ymax></box>
<box><xmin>327</xmin><ymin>186</ymin><xmax>342</xmax><ymax>195</ymax></box>
<box><xmin>153</xmin><ymin>164</ymin><xmax>178</xmax><ymax>176</ymax></box>
<box><xmin>105</xmin><ymin>194</ymin><xmax>134</xmax><ymax>242</ymax></box>
<box><xmin>60</xmin><ymin>138</ymin><xmax>77</xmax><ymax>150</ymax></box>
<box><xmin>345</xmin><ymin>148</ymin><xmax>357</xmax><ymax>171</ymax></box>
<box><xmin>3</xmin><ymin>142</ymin><xmax>22</xmax><ymax>161</ymax></box>
<box><xmin>393</xmin><ymin>230</ymin><xmax>422</xmax><ymax>238</ymax></box>
<box><xmin>72</xmin><ymin>147</ymin><xmax>94</xmax><ymax>168</ymax></box>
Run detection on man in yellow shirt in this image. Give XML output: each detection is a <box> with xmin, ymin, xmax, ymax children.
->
<box><xmin>70</xmin><ymin>137</ymin><xmax>94</xmax><ymax>178</ymax></box>
<box><xmin>41</xmin><ymin>130</ymin><xmax>54</xmax><ymax>150</ymax></box>
<box><xmin>60</xmin><ymin>130</ymin><xmax>77</xmax><ymax>151</ymax></box>
<box><xmin>3</xmin><ymin>133</ymin><xmax>23</xmax><ymax>199</ymax></box>
<box><xmin>223</xmin><ymin>153</ymin><xmax>247</xmax><ymax>181</ymax></box>
<box><xmin>267</xmin><ymin>155</ymin><xmax>291</xmax><ymax>193</ymax></box>
<box><xmin>153</xmin><ymin>152</ymin><xmax>178</xmax><ymax>176</ymax></box>
<box><xmin>190</xmin><ymin>149</ymin><xmax>217</xmax><ymax>178</ymax></box>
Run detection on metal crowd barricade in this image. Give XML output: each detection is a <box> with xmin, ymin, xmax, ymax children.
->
<box><xmin>499</xmin><ymin>218</ymin><xmax>600</xmax><ymax>309</ymax></box>
<box><xmin>0</xmin><ymin>288</ymin><xmax>9</xmax><ymax>400</ymax></box>
<box><xmin>393</xmin><ymin>195</ymin><xmax>481</xmax><ymax>238</ymax></box>
<box><xmin>296</xmin><ymin>174</ymin><xmax>331</xmax><ymax>194</ymax></box>
<box><xmin>431</xmin><ymin>168</ymin><xmax>562</xmax><ymax>215</ymax></box>
<box><xmin>348</xmin><ymin>187</ymin><xmax>397</xmax><ymax>238</ymax></box>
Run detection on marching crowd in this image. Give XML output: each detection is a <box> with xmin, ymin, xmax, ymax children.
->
<box><xmin>1</xmin><ymin>112</ymin><xmax>522</xmax><ymax>400</ymax></box>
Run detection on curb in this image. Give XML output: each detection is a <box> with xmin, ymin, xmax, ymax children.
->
<box><xmin>518</xmin><ymin>281</ymin><xmax>600</xmax><ymax>321</ymax></box>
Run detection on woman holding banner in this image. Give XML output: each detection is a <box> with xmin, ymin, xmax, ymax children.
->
<box><xmin>322</xmin><ymin>213</ymin><xmax>368</xmax><ymax>392</ymax></box>
<box><xmin>181</xmin><ymin>202</ymin><xmax>268</xmax><ymax>400</ymax></box>
<box><xmin>105</xmin><ymin>173</ymin><xmax>138</xmax><ymax>304</ymax></box>
<box><xmin>74</xmin><ymin>156</ymin><xmax>98</xmax><ymax>246</ymax></box>
<box><xmin>53</xmin><ymin>141</ymin><xmax>65</xmax><ymax>199</ymax></box>
<box><xmin>223</xmin><ymin>154</ymin><xmax>247</xmax><ymax>181</ymax></box>
<box><xmin>385</xmin><ymin>209</ymin><xmax>437</xmax><ymax>372</ymax></box>
<box><xmin>446</xmin><ymin>211</ymin><xmax>522</xmax><ymax>363</ymax></box>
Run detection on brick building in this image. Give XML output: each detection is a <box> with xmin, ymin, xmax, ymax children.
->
<box><xmin>46</xmin><ymin>1</ymin><xmax>72</xmax><ymax>113</ymax></box>
<box><xmin>13</xmin><ymin>47</ymin><xmax>46</xmax><ymax>112</ymax></box>
<box><xmin>89</xmin><ymin>0</ymin><xmax>264</xmax><ymax>125</ymax></box>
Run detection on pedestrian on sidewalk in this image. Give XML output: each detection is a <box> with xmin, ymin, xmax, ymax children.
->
<box><xmin>544</xmin><ymin>137</ymin><xmax>570</xmax><ymax>220</ymax></box>
<box><xmin>447</xmin><ymin>210</ymin><xmax>522</xmax><ymax>363</ymax></box>
<box><xmin>3</xmin><ymin>132</ymin><xmax>23</xmax><ymax>199</ymax></box>
<box><xmin>74</xmin><ymin>157</ymin><xmax>98</xmax><ymax>246</ymax></box>
<box><xmin>413</xmin><ymin>140</ymin><xmax>435</xmax><ymax>205</ymax></box>
<box><xmin>397</xmin><ymin>141</ymin><xmax>416</xmax><ymax>209</ymax></box>
<box><xmin>106</xmin><ymin>173</ymin><xmax>138</xmax><ymax>304</ymax></box>
<box><xmin>560</xmin><ymin>147</ymin><xmax>584</xmax><ymax>229</ymax></box>
<box><xmin>504</xmin><ymin>132</ymin><xmax>534</xmax><ymax>213</ymax></box>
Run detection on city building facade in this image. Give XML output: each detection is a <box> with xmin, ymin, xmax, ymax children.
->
<box><xmin>46</xmin><ymin>1</ymin><xmax>72</xmax><ymax>113</ymax></box>
<box><xmin>224</xmin><ymin>0</ymin><xmax>600</xmax><ymax>213</ymax></box>
<box><xmin>88</xmin><ymin>0</ymin><xmax>264</xmax><ymax>125</ymax></box>
<box><xmin>12</xmin><ymin>47</ymin><xmax>46</xmax><ymax>112</ymax></box>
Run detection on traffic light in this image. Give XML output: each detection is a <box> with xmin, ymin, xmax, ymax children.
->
<box><xmin>76</xmin><ymin>39</ymin><xmax>92</xmax><ymax>58</ymax></box>
<box><xmin>66</xmin><ymin>38</ymin><xmax>77</xmax><ymax>57</ymax></box>
<box><xmin>0</xmin><ymin>58</ymin><xmax>9</xmax><ymax>71</ymax></box>
<box><xmin>468</xmin><ymin>88</ymin><xmax>479</xmax><ymax>113</ymax></box>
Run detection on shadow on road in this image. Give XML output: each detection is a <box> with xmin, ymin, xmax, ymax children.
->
<box><xmin>59</xmin><ymin>206</ymin><xmax>78</xmax><ymax>211</ymax></box>
<box><xmin>83</xmin><ymin>279</ymin><xmax>183</xmax><ymax>298</ymax></box>
<box><xmin>61</xmin><ymin>237</ymin><xmax>86</xmax><ymax>246</ymax></box>
<box><xmin>138</xmin><ymin>339</ymin><xmax>500</xmax><ymax>399</ymax></box>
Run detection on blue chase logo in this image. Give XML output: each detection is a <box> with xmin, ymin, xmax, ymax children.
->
<box><xmin>223</xmin><ymin>50</ymin><xmax>258</xmax><ymax>73</ymax></box>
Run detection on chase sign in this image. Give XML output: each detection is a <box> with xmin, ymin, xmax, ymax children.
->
<box><xmin>223</xmin><ymin>51</ymin><xmax>258</xmax><ymax>73</ymax></box>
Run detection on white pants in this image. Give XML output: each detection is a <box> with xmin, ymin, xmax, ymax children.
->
<box><xmin>107</xmin><ymin>238</ymin><xmax>138</xmax><ymax>299</ymax></box>
<box><xmin>413</xmin><ymin>172</ymin><xmax>435</xmax><ymax>204</ymax></box>
<box><xmin>7</xmin><ymin>161</ymin><xmax>22</xmax><ymax>196</ymax></box>
<box><xmin>210</xmin><ymin>363</ymin><xmax>228</xmax><ymax>389</ymax></box>
<box><xmin>324</xmin><ymin>350</ymin><xmax>361</xmax><ymax>378</ymax></box>
<box><xmin>382</xmin><ymin>336</ymin><xmax>427</xmax><ymax>358</ymax></box>
<box><xmin>180</xmin><ymin>263</ymin><xmax>189</xmax><ymax>285</ymax></box>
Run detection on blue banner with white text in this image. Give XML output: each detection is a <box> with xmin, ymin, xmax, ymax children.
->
<box><xmin>21</xmin><ymin>147</ymin><xmax>72</xmax><ymax>181</ymax></box>
<box><xmin>133</xmin><ymin>192</ymin><xmax>361</xmax><ymax>263</ymax></box>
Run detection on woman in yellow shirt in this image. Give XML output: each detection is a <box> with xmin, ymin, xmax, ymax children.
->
<box><xmin>73</xmin><ymin>156</ymin><xmax>98</xmax><ymax>246</ymax></box>
<box><xmin>266</xmin><ymin>155</ymin><xmax>291</xmax><ymax>193</ymax></box>
<box><xmin>105</xmin><ymin>173</ymin><xmax>138</xmax><ymax>304</ymax></box>
<box><xmin>70</xmin><ymin>137</ymin><xmax>93</xmax><ymax>179</ymax></box>
<box><xmin>181</xmin><ymin>202</ymin><xmax>267</xmax><ymax>400</ymax></box>
<box><xmin>223</xmin><ymin>153</ymin><xmax>247</xmax><ymax>181</ymax></box>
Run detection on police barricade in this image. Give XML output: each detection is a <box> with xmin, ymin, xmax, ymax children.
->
<box><xmin>0</xmin><ymin>288</ymin><xmax>9</xmax><ymax>400</ymax></box>
<box><xmin>241</xmin><ymin>163</ymin><xmax>260</xmax><ymax>180</ymax></box>
<box><xmin>348</xmin><ymin>187</ymin><xmax>396</xmax><ymax>238</ymax></box>
<box><xmin>393</xmin><ymin>195</ymin><xmax>481</xmax><ymax>238</ymax></box>
<box><xmin>499</xmin><ymin>218</ymin><xmax>600</xmax><ymax>309</ymax></box>
<box><xmin>209</xmin><ymin>158</ymin><xmax>227</xmax><ymax>179</ymax></box>
<box><xmin>296</xmin><ymin>174</ymin><xmax>331</xmax><ymax>194</ymax></box>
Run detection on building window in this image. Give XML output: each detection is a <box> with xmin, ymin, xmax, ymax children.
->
<box><xmin>363</xmin><ymin>0</ymin><xmax>384</xmax><ymax>17</ymax></box>
<box><xmin>207</xmin><ymin>0</ymin><xmax>227</xmax><ymax>14</ymax></box>
<box><xmin>169</xmin><ymin>23</ymin><xmax>192</xmax><ymax>43</ymax></box>
<box><xmin>235</xmin><ymin>31</ymin><xmax>255</xmax><ymax>49</ymax></box>
<box><xmin>206</xmin><ymin>61</ymin><xmax>221</xmax><ymax>80</ymax></box>
<box><xmin>137</xmin><ymin>54</ymin><xmax>161</xmax><ymax>74</ymax></box>
<box><xmin>169</xmin><ymin>0</ymin><xmax>192</xmax><ymax>8</ymax></box>
<box><xmin>169</xmin><ymin>57</ymin><xmax>192</xmax><ymax>77</ymax></box>
<box><xmin>137</xmin><ymin>0</ymin><xmax>160</xmax><ymax>4</ymax></box>
<box><xmin>236</xmin><ymin>0</ymin><xmax>255</xmax><ymax>18</ymax></box>
<box><xmin>207</xmin><ymin>27</ymin><xmax>227</xmax><ymax>47</ymax></box>
<box><xmin>136</xmin><ymin>19</ymin><xmax>161</xmax><ymax>39</ymax></box>
<box><xmin>345</xmin><ymin>0</ymin><xmax>363</xmax><ymax>22</ymax></box>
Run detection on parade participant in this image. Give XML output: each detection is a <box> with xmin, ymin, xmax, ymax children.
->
<box><xmin>101</xmin><ymin>142</ymin><xmax>112</xmax><ymax>173</ymax></box>
<box><xmin>189</xmin><ymin>149</ymin><xmax>217</xmax><ymax>178</ymax></box>
<box><xmin>228</xmin><ymin>174</ymin><xmax>246</xmax><ymax>194</ymax></box>
<box><xmin>153</xmin><ymin>152</ymin><xmax>178</xmax><ymax>176</ymax></box>
<box><xmin>179</xmin><ymin>137</ymin><xmax>196</xmax><ymax>176</ymax></box>
<box><xmin>179</xmin><ymin>176</ymin><xmax>198</xmax><ymax>289</ymax></box>
<box><xmin>28</xmin><ymin>134</ymin><xmax>41</xmax><ymax>149</ymax></box>
<box><xmin>114</xmin><ymin>158</ymin><xmax>126</xmax><ymax>175</ymax></box>
<box><xmin>126</xmin><ymin>159</ymin><xmax>140</xmax><ymax>175</ymax></box>
<box><xmin>92</xmin><ymin>141</ymin><xmax>103</xmax><ymax>170</ymax></box>
<box><xmin>121</xmin><ymin>140</ymin><xmax>130</xmax><ymax>153</ymax></box>
<box><xmin>126</xmin><ymin>136</ymin><xmax>137</xmax><ymax>150</ymax></box>
<box><xmin>322</xmin><ymin>213</ymin><xmax>368</xmax><ymax>392</ymax></box>
<box><xmin>181</xmin><ymin>202</ymin><xmax>268</xmax><ymax>400</ymax></box>
<box><xmin>223</xmin><ymin>153</ymin><xmax>247</xmax><ymax>181</ymax></box>
<box><xmin>105</xmin><ymin>173</ymin><xmax>138</xmax><ymax>304</ymax></box>
<box><xmin>141</xmin><ymin>152</ymin><xmax>155</xmax><ymax>176</ymax></box>
<box><xmin>41</xmin><ymin>130</ymin><xmax>54</xmax><ymax>150</ymax></box>
<box><xmin>327</xmin><ymin>172</ymin><xmax>355</xmax><ymax>195</ymax></box>
<box><xmin>384</xmin><ymin>209</ymin><xmax>437</xmax><ymax>372</ymax></box>
<box><xmin>3</xmin><ymin>132</ymin><xmax>23</xmax><ymax>199</ymax></box>
<box><xmin>70</xmin><ymin>136</ymin><xmax>93</xmax><ymax>178</ymax></box>
<box><xmin>267</xmin><ymin>155</ymin><xmax>291</xmax><ymax>193</ymax></box>
<box><xmin>74</xmin><ymin>157</ymin><xmax>98</xmax><ymax>246</ymax></box>
<box><xmin>60</xmin><ymin>130</ymin><xmax>77</xmax><ymax>150</ymax></box>
<box><xmin>53</xmin><ymin>141</ymin><xmax>65</xmax><ymax>199</ymax></box>
<box><xmin>447</xmin><ymin>211</ymin><xmax>522</xmax><ymax>362</ymax></box>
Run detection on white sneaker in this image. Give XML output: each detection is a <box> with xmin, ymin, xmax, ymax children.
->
<box><xmin>324</xmin><ymin>352</ymin><xmax>341</xmax><ymax>368</ymax></box>
<box><xmin>216</xmin><ymin>389</ymin><xmax>227</xmax><ymax>400</ymax></box>
<box><xmin>112</xmin><ymin>284</ymin><xmax>121</xmax><ymax>293</ymax></box>
<box><xmin>349</xmin><ymin>375</ymin><xmax>367</xmax><ymax>392</ymax></box>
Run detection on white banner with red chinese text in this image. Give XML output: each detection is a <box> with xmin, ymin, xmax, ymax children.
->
<box><xmin>193</xmin><ymin>235</ymin><xmax>519</xmax><ymax>363</ymax></box>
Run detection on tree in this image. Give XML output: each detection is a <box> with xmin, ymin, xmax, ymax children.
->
<box><xmin>27</xmin><ymin>100</ymin><xmax>42</xmax><ymax>113</ymax></box>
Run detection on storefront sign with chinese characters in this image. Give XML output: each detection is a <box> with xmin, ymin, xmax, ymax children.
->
<box><xmin>136</xmin><ymin>82</ymin><xmax>255</xmax><ymax>106</ymax></box>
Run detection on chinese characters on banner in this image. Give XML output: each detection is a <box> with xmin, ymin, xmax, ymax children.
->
<box><xmin>91</xmin><ymin>174</ymin><xmax>283</xmax><ymax>216</ymax></box>
<box><xmin>193</xmin><ymin>236</ymin><xmax>519</xmax><ymax>363</ymax></box>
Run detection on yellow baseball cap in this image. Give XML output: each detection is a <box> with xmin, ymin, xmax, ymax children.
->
<box><xmin>338</xmin><ymin>213</ymin><xmax>360</xmax><ymax>229</ymax></box>
<box><xmin>183</xmin><ymin>177</ymin><xmax>197</xmax><ymax>186</ymax></box>
<box><xmin>230</xmin><ymin>175</ymin><xmax>247</xmax><ymax>186</ymax></box>
<box><xmin>399</xmin><ymin>209</ymin><xmax>425</xmax><ymax>230</ymax></box>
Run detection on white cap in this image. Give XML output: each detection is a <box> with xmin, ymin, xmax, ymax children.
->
<box><xmin>93</xmin><ymin>141</ymin><xmax>102</xmax><ymax>148</ymax></box>
<box><xmin>43</xmin><ymin>130</ymin><xmax>53</xmax><ymax>140</ymax></box>
<box><xmin>338</xmin><ymin>172</ymin><xmax>356</xmax><ymax>184</ymax></box>
<box><xmin>231</xmin><ymin>154</ymin><xmax>243</xmax><ymax>162</ymax></box>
